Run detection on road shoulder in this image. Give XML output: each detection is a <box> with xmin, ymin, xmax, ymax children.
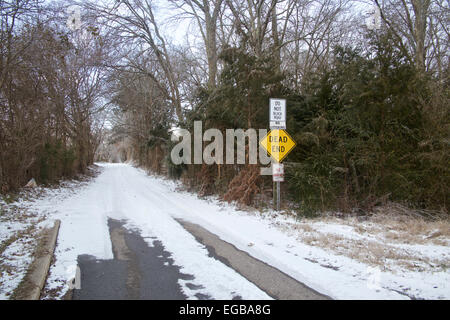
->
<box><xmin>176</xmin><ymin>219</ymin><xmax>330</xmax><ymax>300</ymax></box>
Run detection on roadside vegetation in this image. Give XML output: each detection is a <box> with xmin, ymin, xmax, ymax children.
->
<box><xmin>101</xmin><ymin>1</ymin><xmax>448</xmax><ymax>217</ymax></box>
<box><xmin>1</xmin><ymin>1</ymin><xmax>448</xmax><ymax>219</ymax></box>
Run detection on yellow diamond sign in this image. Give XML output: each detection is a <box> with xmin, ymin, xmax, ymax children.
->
<box><xmin>260</xmin><ymin>129</ymin><xmax>297</xmax><ymax>163</ymax></box>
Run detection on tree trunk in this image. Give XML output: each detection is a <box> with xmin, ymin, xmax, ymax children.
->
<box><xmin>412</xmin><ymin>0</ymin><xmax>431</xmax><ymax>72</ymax></box>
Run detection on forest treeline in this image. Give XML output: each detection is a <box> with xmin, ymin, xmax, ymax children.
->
<box><xmin>0</xmin><ymin>0</ymin><xmax>107</xmax><ymax>191</ymax></box>
<box><xmin>1</xmin><ymin>0</ymin><xmax>448</xmax><ymax>215</ymax></box>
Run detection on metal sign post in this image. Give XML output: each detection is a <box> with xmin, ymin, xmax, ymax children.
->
<box><xmin>269</xmin><ymin>98</ymin><xmax>287</xmax><ymax>211</ymax></box>
<box><xmin>272</xmin><ymin>163</ymin><xmax>284</xmax><ymax>211</ymax></box>
<box><xmin>277</xmin><ymin>181</ymin><xmax>280</xmax><ymax>212</ymax></box>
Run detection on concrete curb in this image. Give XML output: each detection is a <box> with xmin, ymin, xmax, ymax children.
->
<box><xmin>16</xmin><ymin>219</ymin><xmax>61</xmax><ymax>300</ymax></box>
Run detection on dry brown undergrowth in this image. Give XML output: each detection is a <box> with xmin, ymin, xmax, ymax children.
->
<box><xmin>272</xmin><ymin>203</ymin><xmax>450</xmax><ymax>272</ymax></box>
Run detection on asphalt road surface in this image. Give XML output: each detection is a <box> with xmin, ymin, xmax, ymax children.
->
<box><xmin>72</xmin><ymin>218</ymin><xmax>328</xmax><ymax>300</ymax></box>
<box><xmin>73</xmin><ymin>219</ymin><xmax>206</xmax><ymax>300</ymax></box>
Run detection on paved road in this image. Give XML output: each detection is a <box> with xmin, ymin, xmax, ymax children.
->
<box><xmin>73</xmin><ymin>217</ymin><xmax>328</xmax><ymax>300</ymax></box>
<box><xmin>73</xmin><ymin>219</ymin><xmax>201</xmax><ymax>300</ymax></box>
<box><xmin>68</xmin><ymin>164</ymin><xmax>329</xmax><ymax>300</ymax></box>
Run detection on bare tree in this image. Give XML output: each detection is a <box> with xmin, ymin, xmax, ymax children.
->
<box><xmin>169</xmin><ymin>0</ymin><xmax>224</xmax><ymax>89</ymax></box>
<box><xmin>84</xmin><ymin>0</ymin><xmax>184</xmax><ymax>122</ymax></box>
<box><xmin>225</xmin><ymin>0</ymin><xmax>278</xmax><ymax>57</ymax></box>
<box><xmin>374</xmin><ymin>0</ymin><xmax>448</xmax><ymax>74</ymax></box>
<box><xmin>0</xmin><ymin>0</ymin><xmax>43</xmax><ymax>90</ymax></box>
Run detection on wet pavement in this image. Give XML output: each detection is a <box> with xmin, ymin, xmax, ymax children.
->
<box><xmin>72</xmin><ymin>218</ymin><xmax>328</xmax><ymax>300</ymax></box>
<box><xmin>72</xmin><ymin>219</ymin><xmax>208</xmax><ymax>300</ymax></box>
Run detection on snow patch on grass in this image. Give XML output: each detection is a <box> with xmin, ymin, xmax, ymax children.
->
<box><xmin>0</xmin><ymin>167</ymin><xmax>101</xmax><ymax>300</ymax></box>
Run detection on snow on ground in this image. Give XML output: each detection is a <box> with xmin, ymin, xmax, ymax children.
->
<box><xmin>21</xmin><ymin>163</ymin><xmax>270</xmax><ymax>300</ymax></box>
<box><xmin>133</xmin><ymin>167</ymin><xmax>449</xmax><ymax>300</ymax></box>
<box><xmin>0</xmin><ymin>175</ymin><xmax>95</xmax><ymax>299</ymax></box>
<box><xmin>0</xmin><ymin>194</ymin><xmax>41</xmax><ymax>299</ymax></box>
<box><xmin>0</xmin><ymin>235</ymin><xmax>35</xmax><ymax>300</ymax></box>
<box><xmin>1</xmin><ymin>163</ymin><xmax>448</xmax><ymax>300</ymax></box>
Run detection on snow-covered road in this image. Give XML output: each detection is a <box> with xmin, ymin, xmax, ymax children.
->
<box><xmin>40</xmin><ymin>163</ymin><xmax>274</xmax><ymax>299</ymax></box>
<box><xmin>21</xmin><ymin>163</ymin><xmax>448</xmax><ymax>300</ymax></box>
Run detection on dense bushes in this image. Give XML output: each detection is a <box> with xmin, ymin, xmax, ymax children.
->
<box><xmin>38</xmin><ymin>142</ymin><xmax>76</xmax><ymax>183</ymax></box>
<box><xmin>286</xmin><ymin>36</ymin><xmax>449</xmax><ymax>213</ymax></box>
<box><xmin>176</xmin><ymin>48</ymin><xmax>284</xmax><ymax>199</ymax></box>
<box><xmin>175</xmin><ymin>34</ymin><xmax>448</xmax><ymax>215</ymax></box>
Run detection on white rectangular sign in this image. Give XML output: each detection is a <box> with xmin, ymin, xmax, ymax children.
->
<box><xmin>272</xmin><ymin>163</ymin><xmax>284</xmax><ymax>182</ymax></box>
<box><xmin>270</xmin><ymin>98</ymin><xmax>286</xmax><ymax>129</ymax></box>
<box><xmin>270</xmin><ymin>121</ymin><xmax>286</xmax><ymax>129</ymax></box>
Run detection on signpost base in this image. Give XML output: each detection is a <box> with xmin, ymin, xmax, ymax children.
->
<box><xmin>277</xmin><ymin>181</ymin><xmax>280</xmax><ymax>211</ymax></box>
